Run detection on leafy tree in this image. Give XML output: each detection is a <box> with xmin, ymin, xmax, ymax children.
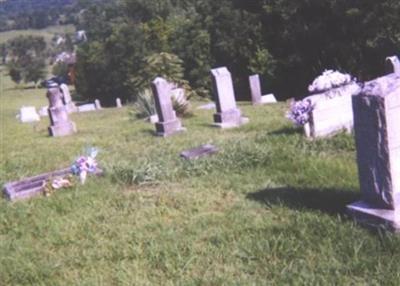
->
<box><xmin>6</xmin><ymin>36</ymin><xmax>47</xmax><ymax>85</ymax></box>
<box><xmin>74</xmin><ymin>0</ymin><xmax>400</xmax><ymax>103</ymax></box>
<box><xmin>7</xmin><ymin>62</ymin><xmax>22</xmax><ymax>84</ymax></box>
<box><xmin>0</xmin><ymin>43</ymin><xmax>7</xmax><ymax>65</ymax></box>
<box><xmin>52</xmin><ymin>62</ymin><xmax>70</xmax><ymax>81</ymax></box>
<box><xmin>131</xmin><ymin>52</ymin><xmax>184</xmax><ymax>90</ymax></box>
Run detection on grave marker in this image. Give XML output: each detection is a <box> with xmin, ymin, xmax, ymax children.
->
<box><xmin>47</xmin><ymin>86</ymin><xmax>77</xmax><ymax>137</ymax></box>
<box><xmin>348</xmin><ymin>73</ymin><xmax>400</xmax><ymax>232</ymax></box>
<box><xmin>60</xmin><ymin>84</ymin><xmax>77</xmax><ymax>113</ymax></box>
<box><xmin>386</xmin><ymin>55</ymin><xmax>400</xmax><ymax>76</ymax></box>
<box><xmin>180</xmin><ymin>144</ymin><xmax>218</xmax><ymax>160</ymax></box>
<box><xmin>249</xmin><ymin>74</ymin><xmax>277</xmax><ymax>105</ymax></box>
<box><xmin>151</xmin><ymin>77</ymin><xmax>185</xmax><ymax>137</ymax></box>
<box><xmin>302</xmin><ymin>82</ymin><xmax>360</xmax><ymax>138</ymax></box>
<box><xmin>94</xmin><ymin>99</ymin><xmax>102</xmax><ymax>110</ymax></box>
<box><xmin>78</xmin><ymin>104</ymin><xmax>96</xmax><ymax>112</ymax></box>
<box><xmin>116</xmin><ymin>98</ymin><xmax>122</xmax><ymax>108</ymax></box>
<box><xmin>19</xmin><ymin>106</ymin><xmax>40</xmax><ymax>123</ymax></box>
<box><xmin>211</xmin><ymin>67</ymin><xmax>248</xmax><ymax>128</ymax></box>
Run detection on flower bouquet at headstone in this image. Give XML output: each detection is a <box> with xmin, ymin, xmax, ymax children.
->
<box><xmin>287</xmin><ymin>70</ymin><xmax>360</xmax><ymax>127</ymax></box>
<box><xmin>71</xmin><ymin>147</ymin><xmax>99</xmax><ymax>184</ymax></box>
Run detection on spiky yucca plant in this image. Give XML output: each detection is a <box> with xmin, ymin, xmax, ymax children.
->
<box><xmin>131</xmin><ymin>88</ymin><xmax>156</xmax><ymax>119</ymax></box>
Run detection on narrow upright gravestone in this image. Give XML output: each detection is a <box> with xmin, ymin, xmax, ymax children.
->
<box><xmin>47</xmin><ymin>86</ymin><xmax>77</xmax><ymax>137</ymax></box>
<box><xmin>348</xmin><ymin>73</ymin><xmax>400</xmax><ymax>231</ymax></box>
<box><xmin>249</xmin><ymin>74</ymin><xmax>277</xmax><ymax>105</ymax></box>
<box><xmin>151</xmin><ymin>77</ymin><xmax>185</xmax><ymax>137</ymax></box>
<box><xmin>94</xmin><ymin>99</ymin><xmax>102</xmax><ymax>110</ymax></box>
<box><xmin>211</xmin><ymin>67</ymin><xmax>248</xmax><ymax>128</ymax></box>
<box><xmin>60</xmin><ymin>83</ymin><xmax>77</xmax><ymax>113</ymax></box>
<box><xmin>116</xmin><ymin>98</ymin><xmax>122</xmax><ymax>108</ymax></box>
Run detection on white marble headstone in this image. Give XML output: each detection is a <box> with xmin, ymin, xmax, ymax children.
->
<box><xmin>19</xmin><ymin>106</ymin><xmax>40</xmax><ymax>123</ymax></box>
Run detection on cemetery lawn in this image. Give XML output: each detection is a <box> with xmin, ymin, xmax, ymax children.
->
<box><xmin>2</xmin><ymin>71</ymin><xmax>400</xmax><ymax>285</ymax></box>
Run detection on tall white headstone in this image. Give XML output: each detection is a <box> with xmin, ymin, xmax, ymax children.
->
<box><xmin>151</xmin><ymin>77</ymin><xmax>185</xmax><ymax>137</ymax></box>
<box><xmin>211</xmin><ymin>67</ymin><xmax>248</xmax><ymax>128</ymax></box>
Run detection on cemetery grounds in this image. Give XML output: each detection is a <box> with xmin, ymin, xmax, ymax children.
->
<box><xmin>1</xmin><ymin>68</ymin><xmax>400</xmax><ymax>284</ymax></box>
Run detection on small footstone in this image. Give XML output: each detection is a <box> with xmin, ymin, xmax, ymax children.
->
<box><xmin>180</xmin><ymin>144</ymin><xmax>218</xmax><ymax>160</ymax></box>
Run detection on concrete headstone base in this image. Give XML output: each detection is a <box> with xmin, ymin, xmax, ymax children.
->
<box><xmin>155</xmin><ymin>119</ymin><xmax>185</xmax><ymax>137</ymax></box>
<box><xmin>49</xmin><ymin>121</ymin><xmax>77</xmax><ymax>137</ymax></box>
<box><xmin>347</xmin><ymin>201</ymin><xmax>400</xmax><ymax>233</ymax></box>
<box><xmin>213</xmin><ymin>117</ymin><xmax>249</xmax><ymax>129</ymax></box>
<box><xmin>253</xmin><ymin>94</ymin><xmax>278</xmax><ymax>105</ymax></box>
<box><xmin>65</xmin><ymin>102</ymin><xmax>78</xmax><ymax>113</ymax></box>
<box><xmin>213</xmin><ymin>108</ymin><xmax>249</xmax><ymax>128</ymax></box>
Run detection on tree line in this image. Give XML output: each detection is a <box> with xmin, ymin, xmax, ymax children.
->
<box><xmin>74</xmin><ymin>0</ymin><xmax>400</xmax><ymax>105</ymax></box>
<box><xmin>2</xmin><ymin>0</ymin><xmax>400</xmax><ymax>104</ymax></box>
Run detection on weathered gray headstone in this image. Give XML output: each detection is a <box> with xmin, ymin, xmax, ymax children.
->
<box><xmin>60</xmin><ymin>84</ymin><xmax>77</xmax><ymax>113</ymax></box>
<box><xmin>47</xmin><ymin>86</ymin><xmax>77</xmax><ymax>137</ymax></box>
<box><xmin>211</xmin><ymin>67</ymin><xmax>248</xmax><ymax>128</ymax></box>
<box><xmin>180</xmin><ymin>144</ymin><xmax>218</xmax><ymax>160</ymax></box>
<box><xmin>249</xmin><ymin>74</ymin><xmax>263</xmax><ymax>105</ymax></box>
<box><xmin>151</xmin><ymin>77</ymin><xmax>185</xmax><ymax>137</ymax></box>
<box><xmin>347</xmin><ymin>73</ymin><xmax>400</xmax><ymax>232</ymax></box>
<box><xmin>116</xmin><ymin>98</ymin><xmax>122</xmax><ymax>108</ymax></box>
<box><xmin>249</xmin><ymin>74</ymin><xmax>277</xmax><ymax>105</ymax></box>
<box><xmin>94</xmin><ymin>99</ymin><xmax>102</xmax><ymax>110</ymax></box>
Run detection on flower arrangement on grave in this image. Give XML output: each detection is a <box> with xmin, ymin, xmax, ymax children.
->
<box><xmin>43</xmin><ymin>175</ymin><xmax>74</xmax><ymax>197</ymax></box>
<box><xmin>71</xmin><ymin>147</ymin><xmax>99</xmax><ymax>184</ymax></box>
<box><xmin>286</xmin><ymin>99</ymin><xmax>314</xmax><ymax>126</ymax></box>
<box><xmin>308</xmin><ymin>69</ymin><xmax>361</xmax><ymax>99</ymax></box>
<box><xmin>287</xmin><ymin>70</ymin><xmax>360</xmax><ymax>126</ymax></box>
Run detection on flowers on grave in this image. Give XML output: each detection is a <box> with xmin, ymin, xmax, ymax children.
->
<box><xmin>43</xmin><ymin>175</ymin><xmax>74</xmax><ymax>197</ymax></box>
<box><xmin>71</xmin><ymin>147</ymin><xmax>99</xmax><ymax>184</ymax></box>
<box><xmin>287</xmin><ymin>70</ymin><xmax>360</xmax><ymax>126</ymax></box>
<box><xmin>308</xmin><ymin>70</ymin><xmax>353</xmax><ymax>94</ymax></box>
<box><xmin>308</xmin><ymin>70</ymin><xmax>360</xmax><ymax>99</ymax></box>
<box><xmin>286</xmin><ymin>99</ymin><xmax>314</xmax><ymax>126</ymax></box>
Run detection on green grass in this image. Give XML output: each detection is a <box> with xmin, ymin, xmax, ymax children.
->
<box><xmin>0</xmin><ymin>25</ymin><xmax>75</xmax><ymax>45</ymax></box>
<box><xmin>1</xmin><ymin>70</ymin><xmax>400</xmax><ymax>285</ymax></box>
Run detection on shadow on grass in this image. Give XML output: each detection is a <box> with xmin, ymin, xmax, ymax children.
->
<box><xmin>268</xmin><ymin>127</ymin><xmax>303</xmax><ymax>136</ymax></box>
<box><xmin>247</xmin><ymin>187</ymin><xmax>359</xmax><ymax>216</ymax></box>
<box><xmin>139</xmin><ymin>129</ymin><xmax>157</xmax><ymax>136</ymax></box>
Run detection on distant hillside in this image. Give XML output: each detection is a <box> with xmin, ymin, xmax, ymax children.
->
<box><xmin>0</xmin><ymin>0</ymin><xmax>76</xmax><ymax>31</ymax></box>
<box><xmin>0</xmin><ymin>0</ymin><xmax>74</xmax><ymax>14</ymax></box>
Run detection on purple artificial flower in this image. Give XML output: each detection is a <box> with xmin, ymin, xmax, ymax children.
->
<box><xmin>287</xmin><ymin>99</ymin><xmax>314</xmax><ymax>126</ymax></box>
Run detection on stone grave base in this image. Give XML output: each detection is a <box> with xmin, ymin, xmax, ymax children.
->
<box><xmin>213</xmin><ymin>109</ymin><xmax>249</xmax><ymax>128</ymax></box>
<box><xmin>3</xmin><ymin>168</ymin><xmax>104</xmax><ymax>201</ymax></box>
<box><xmin>49</xmin><ymin>121</ymin><xmax>77</xmax><ymax>137</ymax></box>
<box><xmin>304</xmin><ymin>122</ymin><xmax>352</xmax><ymax>139</ymax></box>
<box><xmin>66</xmin><ymin>102</ymin><xmax>78</xmax><ymax>113</ymax></box>
<box><xmin>155</xmin><ymin>120</ymin><xmax>185</xmax><ymax>137</ymax></box>
<box><xmin>347</xmin><ymin>201</ymin><xmax>400</xmax><ymax>233</ymax></box>
<box><xmin>253</xmin><ymin>94</ymin><xmax>277</xmax><ymax>105</ymax></box>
